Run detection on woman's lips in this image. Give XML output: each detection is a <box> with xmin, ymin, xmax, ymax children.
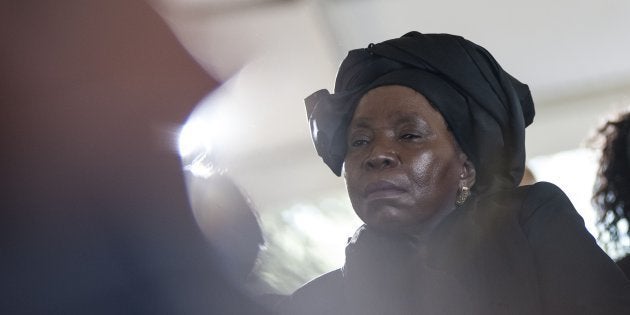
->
<box><xmin>364</xmin><ymin>180</ymin><xmax>407</xmax><ymax>200</ymax></box>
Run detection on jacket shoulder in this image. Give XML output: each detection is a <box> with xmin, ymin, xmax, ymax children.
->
<box><xmin>517</xmin><ymin>181</ymin><xmax>575</xmax><ymax>226</ymax></box>
<box><xmin>473</xmin><ymin>181</ymin><xmax>568</xmax><ymax>227</ymax></box>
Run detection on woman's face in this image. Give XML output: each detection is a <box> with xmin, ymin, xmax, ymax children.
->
<box><xmin>344</xmin><ymin>85</ymin><xmax>472</xmax><ymax>233</ymax></box>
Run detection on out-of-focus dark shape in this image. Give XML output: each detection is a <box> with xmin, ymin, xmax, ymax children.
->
<box><xmin>0</xmin><ymin>0</ymin><xmax>267</xmax><ymax>313</ymax></box>
<box><xmin>592</xmin><ymin>108</ymin><xmax>630</xmax><ymax>278</ymax></box>
<box><xmin>186</xmin><ymin>172</ymin><xmax>288</xmax><ymax>310</ymax></box>
<box><xmin>187</xmin><ymin>173</ymin><xmax>264</xmax><ymax>284</ymax></box>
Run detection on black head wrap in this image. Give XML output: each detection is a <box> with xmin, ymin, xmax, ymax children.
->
<box><xmin>305</xmin><ymin>31</ymin><xmax>535</xmax><ymax>194</ymax></box>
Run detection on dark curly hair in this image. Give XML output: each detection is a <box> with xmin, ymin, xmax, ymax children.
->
<box><xmin>592</xmin><ymin>109</ymin><xmax>630</xmax><ymax>251</ymax></box>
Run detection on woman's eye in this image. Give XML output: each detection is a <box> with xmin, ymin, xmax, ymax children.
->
<box><xmin>351</xmin><ymin>139</ymin><xmax>369</xmax><ymax>147</ymax></box>
<box><xmin>400</xmin><ymin>133</ymin><xmax>420</xmax><ymax>140</ymax></box>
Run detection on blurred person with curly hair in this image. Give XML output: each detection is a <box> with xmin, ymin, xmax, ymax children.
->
<box><xmin>592</xmin><ymin>109</ymin><xmax>630</xmax><ymax>278</ymax></box>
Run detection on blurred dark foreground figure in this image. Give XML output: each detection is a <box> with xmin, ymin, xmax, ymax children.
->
<box><xmin>592</xmin><ymin>109</ymin><xmax>630</xmax><ymax>278</ymax></box>
<box><xmin>186</xmin><ymin>173</ymin><xmax>265</xmax><ymax>285</ymax></box>
<box><xmin>1</xmin><ymin>1</ymin><xmax>269</xmax><ymax>314</ymax></box>
<box><xmin>279</xmin><ymin>32</ymin><xmax>630</xmax><ymax>314</ymax></box>
<box><xmin>186</xmin><ymin>173</ymin><xmax>287</xmax><ymax>309</ymax></box>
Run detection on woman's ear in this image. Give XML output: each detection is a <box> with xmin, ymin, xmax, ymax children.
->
<box><xmin>458</xmin><ymin>153</ymin><xmax>476</xmax><ymax>189</ymax></box>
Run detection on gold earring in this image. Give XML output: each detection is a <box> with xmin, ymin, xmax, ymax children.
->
<box><xmin>456</xmin><ymin>186</ymin><xmax>470</xmax><ymax>207</ymax></box>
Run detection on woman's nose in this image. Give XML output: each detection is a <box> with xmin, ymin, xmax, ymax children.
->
<box><xmin>364</xmin><ymin>147</ymin><xmax>400</xmax><ymax>170</ymax></box>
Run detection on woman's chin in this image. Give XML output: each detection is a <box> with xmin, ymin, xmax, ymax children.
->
<box><xmin>365</xmin><ymin>213</ymin><xmax>419</xmax><ymax>232</ymax></box>
<box><xmin>359</xmin><ymin>206</ymin><xmax>435</xmax><ymax>235</ymax></box>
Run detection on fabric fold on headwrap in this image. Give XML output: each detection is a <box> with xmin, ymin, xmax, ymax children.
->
<box><xmin>305</xmin><ymin>31</ymin><xmax>535</xmax><ymax>194</ymax></box>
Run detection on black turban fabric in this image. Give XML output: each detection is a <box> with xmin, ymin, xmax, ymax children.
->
<box><xmin>305</xmin><ymin>31</ymin><xmax>535</xmax><ymax>194</ymax></box>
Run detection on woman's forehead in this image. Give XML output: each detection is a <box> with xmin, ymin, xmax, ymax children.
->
<box><xmin>351</xmin><ymin>86</ymin><xmax>446</xmax><ymax>128</ymax></box>
<box><xmin>349</xmin><ymin>112</ymin><xmax>427</xmax><ymax>128</ymax></box>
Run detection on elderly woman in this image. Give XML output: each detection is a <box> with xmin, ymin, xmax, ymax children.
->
<box><xmin>280</xmin><ymin>32</ymin><xmax>630</xmax><ymax>314</ymax></box>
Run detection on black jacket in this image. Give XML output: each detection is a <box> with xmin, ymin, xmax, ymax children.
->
<box><xmin>281</xmin><ymin>182</ymin><xmax>630</xmax><ymax>315</ymax></box>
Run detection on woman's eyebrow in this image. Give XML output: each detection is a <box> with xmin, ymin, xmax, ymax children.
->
<box><xmin>393</xmin><ymin>115</ymin><xmax>425</xmax><ymax>127</ymax></box>
<box><xmin>349</xmin><ymin>117</ymin><xmax>372</xmax><ymax>129</ymax></box>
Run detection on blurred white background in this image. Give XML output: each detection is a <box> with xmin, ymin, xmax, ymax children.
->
<box><xmin>152</xmin><ymin>0</ymin><xmax>630</xmax><ymax>293</ymax></box>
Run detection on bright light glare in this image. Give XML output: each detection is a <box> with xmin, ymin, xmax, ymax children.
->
<box><xmin>178</xmin><ymin>118</ymin><xmax>215</xmax><ymax>158</ymax></box>
<box><xmin>178</xmin><ymin>81</ymin><xmax>239</xmax><ymax>159</ymax></box>
<box><xmin>185</xmin><ymin>153</ymin><xmax>216</xmax><ymax>178</ymax></box>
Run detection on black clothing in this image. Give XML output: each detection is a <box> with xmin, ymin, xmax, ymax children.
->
<box><xmin>281</xmin><ymin>182</ymin><xmax>630</xmax><ymax>314</ymax></box>
<box><xmin>305</xmin><ymin>32</ymin><xmax>533</xmax><ymax>195</ymax></box>
<box><xmin>618</xmin><ymin>255</ymin><xmax>630</xmax><ymax>279</ymax></box>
